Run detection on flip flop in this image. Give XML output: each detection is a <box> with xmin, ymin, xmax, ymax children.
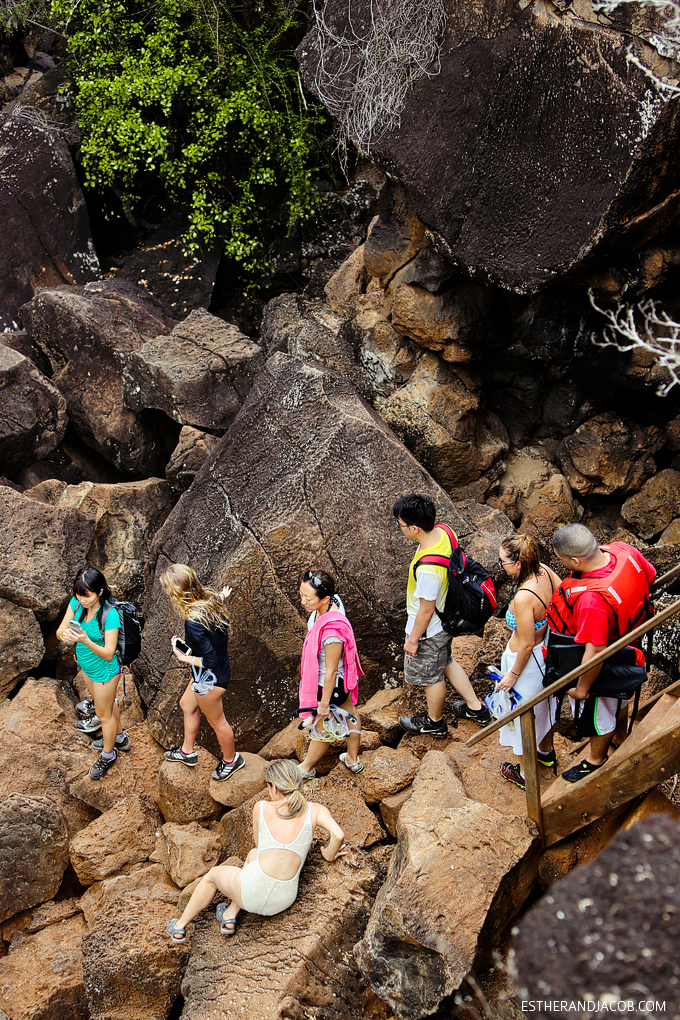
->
<box><xmin>167</xmin><ymin>919</ymin><xmax>187</xmax><ymax>944</ymax></box>
<box><xmin>216</xmin><ymin>902</ymin><xmax>238</xmax><ymax>935</ymax></box>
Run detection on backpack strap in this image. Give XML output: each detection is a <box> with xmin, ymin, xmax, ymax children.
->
<box><xmin>412</xmin><ymin>524</ymin><xmax>461</xmax><ymax>579</ymax></box>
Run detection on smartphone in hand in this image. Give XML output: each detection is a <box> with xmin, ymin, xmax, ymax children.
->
<box><xmin>174</xmin><ymin>639</ymin><xmax>191</xmax><ymax>655</ymax></box>
<box><xmin>69</xmin><ymin>620</ymin><xmax>82</xmax><ymax>633</ymax></box>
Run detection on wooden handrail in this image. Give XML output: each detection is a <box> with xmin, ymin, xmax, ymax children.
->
<box><xmin>466</xmin><ymin>594</ymin><xmax>680</xmax><ymax>749</ymax></box>
<box><xmin>651</xmin><ymin>562</ymin><xmax>680</xmax><ymax>593</ymax></box>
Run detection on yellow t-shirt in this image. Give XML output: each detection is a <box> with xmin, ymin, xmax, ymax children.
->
<box><xmin>405</xmin><ymin>527</ymin><xmax>455</xmax><ymax>638</ymax></box>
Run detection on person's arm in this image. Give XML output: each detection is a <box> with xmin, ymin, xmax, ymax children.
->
<box><xmin>404</xmin><ymin>598</ymin><xmax>436</xmax><ymax>657</ymax></box>
<box><xmin>499</xmin><ymin>592</ymin><xmax>538</xmax><ymax>691</ymax></box>
<box><xmin>56</xmin><ymin>601</ymin><xmax>77</xmax><ymax>642</ymax></box>
<box><xmin>75</xmin><ymin>624</ymin><xmax>119</xmax><ymax>661</ymax></box>
<box><xmin>317</xmin><ymin>641</ymin><xmax>343</xmax><ymax>717</ymax></box>
<box><xmin>172</xmin><ymin>620</ymin><xmax>210</xmax><ymax>670</ymax></box>
<box><xmin>567</xmin><ymin>596</ymin><xmax>611</xmax><ymax>700</ymax></box>
<box><xmin>567</xmin><ymin>643</ymin><xmax>607</xmax><ymax>700</ymax></box>
<box><xmin>314</xmin><ymin>804</ymin><xmax>347</xmax><ymax>861</ymax></box>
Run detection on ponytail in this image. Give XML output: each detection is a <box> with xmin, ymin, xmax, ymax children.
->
<box><xmin>500</xmin><ymin>534</ymin><xmax>541</xmax><ymax>585</ymax></box>
<box><xmin>263</xmin><ymin>759</ymin><xmax>307</xmax><ymax>819</ymax></box>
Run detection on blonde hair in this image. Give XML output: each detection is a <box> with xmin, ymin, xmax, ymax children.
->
<box><xmin>263</xmin><ymin>759</ymin><xmax>307</xmax><ymax>819</ymax></box>
<box><xmin>500</xmin><ymin>534</ymin><xmax>541</xmax><ymax>585</ymax></box>
<box><xmin>160</xmin><ymin>564</ymin><xmax>231</xmax><ymax>632</ymax></box>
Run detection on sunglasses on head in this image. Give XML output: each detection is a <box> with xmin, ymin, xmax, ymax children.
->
<box><xmin>302</xmin><ymin>570</ymin><xmax>325</xmax><ymax>590</ymax></box>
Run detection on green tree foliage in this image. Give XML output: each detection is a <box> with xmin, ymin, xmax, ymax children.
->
<box><xmin>45</xmin><ymin>0</ymin><xmax>331</xmax><ymax>271</ymax></box>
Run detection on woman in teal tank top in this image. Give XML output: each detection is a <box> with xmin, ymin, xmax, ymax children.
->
<box><xmin>56</xmin><ymin>567</ymin><xmax>125</xmax><ymax>781</ymax></box>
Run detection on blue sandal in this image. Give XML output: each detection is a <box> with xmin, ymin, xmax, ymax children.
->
<box><xmin>167</xmin><ymin>919</ymin><xmax>187</xmax><ymax>944</ymax></box>
<box><xmin>216</xmin><ymin>902</ymin><xmax>238</xmax><ymax>935</ymax></box>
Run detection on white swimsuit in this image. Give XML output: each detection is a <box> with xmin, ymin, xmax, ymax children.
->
<box><xmin>239</xmin><ymin>803</ymin><xmax>314</xmax><ymax>916</ymax></box>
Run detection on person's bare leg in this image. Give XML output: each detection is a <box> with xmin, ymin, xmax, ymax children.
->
<box><xmin>299</xmin><ymin>737</ymin><xmax>329</xmax><ymax>774</ymax></box>
<box><xmin>426</xmin><ymin>679</ymin><xmax>446</xmax><ymax>722</ymax></box>
<box><xmin>93</xmin><ymin>674</ymin><xmax>120</xmax><ymax>754</ymax></box>
<box><xmin>613</xmin><ymin>706</ymin><xmax>628</xmax><ymax>749</ymax></box>
<box><xmin>588</xmin><ymin>732</ymin><xmax>613</xmax><ymax>766</ymax></box>
<box><xmin>200</xmin><ymin>687</ymin><xmax>236</xmax><ymax>761</ymax></box>
<box><xmin>444</xmin><ymin>660</ymin><xmax>482</xmax><ymax>711</ymax></box>
<box><xmin>175</xmin><ymin>862</ymin><xmax>246</xmax><ymax>931</ymax></box>
<box><xmin>178</xmin><ymin>683</ymin><xmax>202</xmax><ymax>753</ymax></box>
<box><xmin>538</xmin><ymin>726</ymin><xmax>556</xmax><ymax>754</ymax></box>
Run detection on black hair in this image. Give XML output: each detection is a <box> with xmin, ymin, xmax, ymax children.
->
<box><xmin>392</xmin><ymin>493</ymin><xmax>436</xmax><ymax>532</ymax></box>
<box><xmin>301</xmin><ymin>569</ymin><xmax>336</xmax><ymax>599</ymax></box>
<box><xmin>73</xmin><ymin>567</ymin><xmax>112</xmax><ymax>631</ymax></box>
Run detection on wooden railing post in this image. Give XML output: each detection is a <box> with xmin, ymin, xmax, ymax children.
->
<box><xmin>520</xmin><ymin>711</ymin><xmax>544</xmax><ymax>845</ymax></box>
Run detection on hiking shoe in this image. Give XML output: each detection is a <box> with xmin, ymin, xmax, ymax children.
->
<box><xmin>89</xmin><ymin>750</ymin><xmax>118</xmax><ymax>780</ymax></box>
<box><xmin>398</xmin><ymin>713</ymin><xmax>448</xmax><ymax>738</ymax></box>
<box><xmin>500</xmin><ymin>761</ymin><xmax>526</xmax><ymax>790</ymax></box>
<box><xmin>452</xmin><ymin>700</ymin><xmax>492</xmax><ymax>726</ymax></box>
<box><xmin>76</xmin><ymin>698</ymin><xmax>95</xmax><ymax>718</ymax></box>
<box><xmin>92</xmin><ymin>734</ymin><xmax>131</xmax><ymax>752</ymax></box>
<box><xmin>164</xmin><ymin>746</ymin><xmax>198</xmax><ymax>767</ymax></box>
<box><xmin>536</xmin><ymin>748</ymin><xmax>557</xmax><ymax>769</ymax></box>
<box><xmin>212</xmin><ymin>752</ymin><xmax>246</xmax><ymax>782</ymax></box>
<box><xmin>562</xmin><ymin>759</ymin><xmax>606</xmax><ymax>784</ymax></box>
<box><xmin>76</xmin><ymin>715</ymin><xmax>101</xmax><ymax>734</ymax></box>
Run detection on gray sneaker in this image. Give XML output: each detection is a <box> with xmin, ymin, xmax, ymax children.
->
<box><xmin>92</xmin><ymin>734</ymin><xmax>131</xmax><ymax>752</ymax></box>
<box><xmin>76</xmin><ymin>698</ymin><xmax>95</xmax><ymax>718</ymax></box>
<box><xmin>164</xmin><ymin>746</ymin><xmax>198</xmax><ymax>767</ymax></box>
<box><xmin>212</xmin><ymin>752</ymin><xmax>245</xmax><ymax>782</ymax></box>
<box><xmin>76</xmin><ymin>715</ymin><xmax>101</xmax><ymax>734</ymax></box>
<box><xmin>89</xmin><ymin>750</ymin><xmax>118</xmax><ymax>780</ymax></box>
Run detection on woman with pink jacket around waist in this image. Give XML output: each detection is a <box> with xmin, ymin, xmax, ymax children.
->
<box><xmin>297</xmin><ymin>569</ymin><xmax>363</xmax><ymax>779</ymax></box>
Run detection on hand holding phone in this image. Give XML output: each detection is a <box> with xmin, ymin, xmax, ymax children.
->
<box><xmin>172</xmin><ymin>637</ymin><xmax>191</xmax><ymax>656</ymax></box>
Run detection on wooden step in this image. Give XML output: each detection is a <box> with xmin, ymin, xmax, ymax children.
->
<box><xmin>541</xmin><ymin>694</ymin><xmax>680</xmax><ymax>846</ymax></box>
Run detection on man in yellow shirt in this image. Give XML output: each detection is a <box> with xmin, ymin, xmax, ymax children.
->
<box><xmin>393</xmin><ymin>493</ymin><xmax>490</xmax><ymax>736</ymax></box>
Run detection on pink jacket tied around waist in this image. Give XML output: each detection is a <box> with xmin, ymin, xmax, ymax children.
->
<box><xmin>299</xmin><ymin>610</ymin><xmax>363</xmax><ymax>717</ymax></box>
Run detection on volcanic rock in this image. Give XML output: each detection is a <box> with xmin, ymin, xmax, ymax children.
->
<box><xmin>0</xmin><ymin>346</ymin><xmax>67</xmax><ymax>470</ymax></box>
<box><xmin>258</xmin><ymin>718</ymin><xmax>303</xmax><ymax>761</ymax></box>
<box><xmin>305</xmin><ymin>771</ymin><xmax>385</xmax><ymax>848</ymax></box>
<box><xmin>350</xmin><ymin>745</ymin><xmax>420</xmax><ymax>805</ymax></box>
<box><xmin>380</xmin><ymin>787</ymin><xmax>413</xmax><ymax>838</ymax></box>
<box><xmin>295</xmin><ymin>727</ymin><xmax>381</xmax><ymax>776</ymax></box>
<box><xmin>69</xmin><ymin>796</ymin><xmax>162</xmax><ymax>885</ymax></box>
<box><xmin>2</xmin><ymin>897</ymin><xmax>82</xmax><ymax>942</ymax></box>
<box><xmin>360</xmin><ymin>687</ymin><xmax>405</xmax><ymax>743</ymax></box>
<box><xmin>208</xmin><ymin>751</ymin><xmax>268</xmax><ymax>808</ymax></box>
<box><xmin>124</xmin><ymin>308</ymin><xmax>264</xmax><ymax>431</ymax></box>
<box><xmin>0</xmin><ymin>111</ymin><xmax>100</xmax><ymax>333</ymax></box>
<box><xmin>558</xmin><ymin>413</ymin><xmax>661</xmax><ymax>496</ymax></box>
<box><xmin>0</xmin><ymin>914</ymin><xmax>87</xmax><ymax>1020</ymax></box>
<box><xmin>162</xmin><ymin>821</ymin><xmax>221</xmax><ymax>887</ymax></box>
<box><xmin>68</xmin><ymin>721</ymin><xmax>166</xmax><ymax>815</ymax></box>
<box><xmin>0</xmin><ymin>599</ymin><xmax>44</xmax><ymax>701</ymax></box>
<box><xmin>165</xmin><ymin>425</ymin><xmax>219</xmax><ymax>494</ymax></box>
<box><xmin>19</xmin><ymin>279</ymin><xmax>177</xmax><ymax>474</ymax></box>
<box><xmin>0</xmin><ymin>793</ymin><xmax>69</xmax><ymax>922</ymax></box>
<box><xmin>136</xmin><ymin>351</ymin><xmax>513</xmax><ymax>753</ymax></box>
<box><xmin>156</xmin><ymin>752</ymin><xmax>222</xmax><ymax>823</ymax></box>
<box><xmin>621</xmin><ymin>468</ymin><xmax>680</xmax><ymax>540</ymax></box>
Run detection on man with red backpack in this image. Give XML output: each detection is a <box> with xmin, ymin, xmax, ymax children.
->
<box><xmin>392</xmin><ymin>493</ymin><xmax>493</xmax><ymax>737</ymax></box>
<box><xmin>546</xmin><ymin>524</ymin><xmax>655</xmax><ymax>783</ymax></box>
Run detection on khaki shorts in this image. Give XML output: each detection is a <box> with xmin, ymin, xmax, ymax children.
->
<box><xmin>404</xmin><ymin>630</ymin><xmax>452</xmax><ymax>687</ymax></box>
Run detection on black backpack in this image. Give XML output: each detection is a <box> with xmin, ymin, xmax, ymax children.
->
<box><xmin>414</xmin><ymin>523</ymin><xmax>497</xmax><ymax>636</ymax></box>
<box><xmin>76</xmin><ymin>597</ymin><xmax>142</xmax><ymax>666</ymax></box>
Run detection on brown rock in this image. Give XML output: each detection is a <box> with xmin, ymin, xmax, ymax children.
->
<box><xmin>80</xmin><ymin>863</ymin><xmax>186</xmax><ymax>1020</ymax></box>
<box><xmin>68</xmin><ymin>721</ymin><xmax>165</xmax><ymax>815</ymax></box>
<box><xmin>558</xmin><ymin>413</ymin><xmax>661</xmax><ymax>496</ymax></box>
<box><xmin>621</xmin><ymin>468</ymin><xmax>680</xmax><ymax>540</ymax></box>
<box><xmin>214</xmin><ymin>791</ymin><xmax>263</xmax><ymax>860</ymax></box>
<box><xmin>0</xmin><ymin>914</ymin><xmax>87</xmax><ymax>1020</ymax></box>
<box><xmin>162</xmin><ymin>821</ymin><xmax>222</xmax><ymax>887</ymax></box>
<box><xmin>448</xmin><ymin>634</ymin><xmax>483</xmax><ymax>678</ymax></box>
<box><xmin>124</xmin><ymin>307</ymin><xmax>264</xmax><ymax>431</ymax></box>
<box><xmin>302</xmin><ymin>772</ymin><xmax>385</xmax><ymax>848</ymax></box>
<box><xmin>324</xmin><ymin>243</ymin><xmax>367</xmax><ymax>315</ymax></box>
<box><xmin>0</xmin><ymin>793</ymin><xmax>69</xmax><ymax>923</ymax></box>
<box><xmin>362</xmin><ymin>182</ymin><xmax>427</xmax><ymax>283</ymax></box>
<box><xmin>208</xmin><ymin>751</ymin><xmax>268</xmax><ymax>808</ymax></box>
<box><xmin>136</xmin><ymin>351</ymin><xmax>513</xmax><ymax>752</ymax></box>
<box><xmin>258</xmin><ymin>718</ymin><xmax>303</xmax><ymax>761</ymax></box>
<box><xmin>351</xmin><ymin>746</ymin><xmax>420</xmax><ymax>805</ymax></box>
<box><xmin>476</xmin><ymin>614</ymin><xmax>512</xmax><ymax>681</ymax></box>
<box><xmin>0</xmin><ymin>598</ymin><xmax>44</xmax><ymax>701</ymax></box>
<box><xmin>387</xmin><ymin>271</ymin><xmax>489</xmax><ymax>353</ymax></box>
<box><xmin>659</xmin><ymin>518</ymin><xmax>680</xmax><ymax>545</ymax></box>
<box><xmin>165</xmin><ymin>425</ymin><xmax>219</xmax><ymax>495</ymax></box>
<box><xmin>69</xmin><ymin>796</ymin><xmax>162</xmax><ymax>885</ymax></box>
<box><xmin>0</xmin><ymin>677</ymin><xmax>97</xmax><ymax>838</ymax></box>
<box><xmin>179</xmin><ymin>846</ymin><xmax>384</xmax><ymax>1019</ymax></box>
<box><xmin>295</xmin><ymin>726</ymin><xmax>381</xmax><ymax>775</ymax></box>
<box><xmin>71</xmin><ymin>668</ymin><xmax>145</xmax><ymax>730</ymax></box>
<box><xmin>490</xmin><ymin>447</ymin><xmax>575</xmax><ymax>547</ymax></box>
<box><xmin>0</xmin><ymin>485</ymin><xmax>95</xmax><ymax>619</ymax></box>
<box><xmin>55</xmin><ymin>478</ymin><xmax>173</xmax><ymax>603</ymax></box>
<box><xmin>2</xmin><ymin>897</ymin><xmax>82</xmax><ymax>942</ymax></box>
<box><xmin>397</xmin><ymin>728</ymin><xmax>458</xmax><ymax>760</ymax></box>
<box><xmin>360</xmin><ymin>687</ymin><xmax>405</xmax><ymax>743</ymax></box>
<box><xmin>380</xmin><ymin>787</ymin><xmax>412</xmax><ymax>838</ymax></box>
<box><xmin>354</xmin><ymin>751</ymin><xmax>539</xmax><ymax>1018</ymax></box>
<box><xmin>156</xmin><ymin>751</ymin><xmax>221</xmax><ymax>823</ymax></box>
<box><xmin>19</xmin><ymin>279</ymin><xmax>176</xmax><ymax>474</ymax></box>
<box><xmin>0</xmin><ymin>346</ymin><xmax>67</xmax><ymax>470</ymax></box>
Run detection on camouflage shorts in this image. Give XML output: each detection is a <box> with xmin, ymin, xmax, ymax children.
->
<box><xmin>404</xmin><ymin>630</ymin><xmax>452</xmax><ymax>687</ymax></box>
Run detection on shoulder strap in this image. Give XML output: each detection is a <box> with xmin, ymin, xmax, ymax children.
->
<box><xmin>414</xmin><ymin>524</ymin><xmax>460</xmax><ymax>577</ymax></box>
<box><xmin>521</xmin><ymin>588</ymin><xmax>548</xmax><ymax>610</ymax></box>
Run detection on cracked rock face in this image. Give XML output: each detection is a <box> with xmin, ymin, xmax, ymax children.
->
<box><xmin>135</xmin><ymin>352</ymin><xmax>513</xmax><ymax>753</ymax></box>
<box><xmin>297</xmin><ymin>0</ymin><xmax>680</xmax><ymax>293</ymax></box>
<box><xmin>0</xmin><ymin>112</ymin><xmax>101</xmax><ymax>332</ymax></box>
<box><xmin>0</xmin><ymin>346</ymin><xmax>68</xmax><ymax>470</ymax></box>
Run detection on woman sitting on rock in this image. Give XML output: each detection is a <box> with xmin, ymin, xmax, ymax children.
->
<box><xmin>161</xmin><ymin>564</ymin><xmax>244</xmax><ymax>783</ymax></box>
<box><xmin>57</xmin><ymin>567</ymin><xmax>127</xmax><ymax>781</ymax></box>
<box><xmin>497</xmin><ymin>534</ymin><xmax>562</xmax><ymax>791</ymax></box>
<box><xmin>167</xmin><ymin>758</ymin><xmax>346</xmax><ymax>941</ymax></box>
<box><xmin>297</xmin><ymin>569</ymin><xmax>363</xmax><ymax>778</ymax></box>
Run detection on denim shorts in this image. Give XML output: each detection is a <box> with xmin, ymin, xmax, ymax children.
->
<box><xmin>404</xmin><ymin>630</ymin><xmax>452</xmax><ymax>687</ymax></box>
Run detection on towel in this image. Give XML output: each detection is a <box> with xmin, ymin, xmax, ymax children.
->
<box><xmin>299</xmin><ymin>610</ymin><xmax>363</xmax><ymax>717</ymax></box>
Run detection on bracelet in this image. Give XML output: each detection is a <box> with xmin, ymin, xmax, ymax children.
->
<box><xmin>510</xmin><ymin>670</ymin><xmax>520</xmax><ymax>677</ymax></box>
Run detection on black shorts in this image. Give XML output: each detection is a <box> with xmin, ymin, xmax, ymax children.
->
<box><xmin>318</xmin><ymin>684</ymin><xmax>346</xmax><ymax>707</ymax></box>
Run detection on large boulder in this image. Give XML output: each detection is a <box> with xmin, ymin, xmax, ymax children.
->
<box><xmin>298</xmin><ymin>1</ymin><xmax>680</xmax><ymax>294</ymax></box>
<box><xmin>124</xmin><ymin>307</ymin><xmax>265</xmax><ymax>431</ymax></box>
<box><xmin>0</xmin><ymin>111</ymin><xmax>100</xmax><ymax>333</ymax></box>
<box><xmin>621</xmin><ymin>468</ymin><xmax>680</xmax><ymax>540</ymax></box>
<box><xmin>80</xmin><ymin>863</ymin><xmax>186</xmax><ymax>1020</ymax></box>
<box><xmin>164</xmin><ymin>426</ymin><xmax>219</xmax><ymax>495</ymax></box>
<box><xmin>0</xmin><ymin>346</ymin><xmax>68</xmax><ymax>469</ymax></box>
<box><xmin>69</xmin><ymin>796</ymin><xmax>162</xmax><ymax>885</ymax></box>
<box><xmin>0</xmin><ymin>598</ymin><xmax>44</xmax><ymax>701</ymax></box>
<box><xmin>354</xmin><ymin>751</ymin><xmax>540</xmax><ymax>1019</ymax></box>
<box><xmin>0</xmin><ymin>793</ymin><xmax>70</xmax><ymax>922</ymax></box>
<box><xmin>557</xmin><ymin>413</ymin><xmax>661</xmax><ymax>496</ymax></box>
<box><xmin>135</xmin><ymin>351</ymin><xmax>513</xmax><ymax>752</ymax></box>
<box><xmin>161</xmin><ymin>821</ymin><xmax>221</xmax><ymax>887</ymax></box>
<box><xmin>19</xmin><ymin>279</ymin><xmax>177</xmax><ymax>474</ymax></box>
<box><xmin>68</xmin><ymin>721</ymin><xmax>166</xmax><ymax>815</ymax></box>
<box><xmin>0</xmin><ymin>677</ymin><xmax>97</xmax><ymax>837</ymax></box>
<box><xmin>156</xmin><ymin>751</ymin><xmax>222</xmax><ymax>823</ymax></box>
<box><xmin>0</xmin><ymin>914</ymin><xmax>88</xmax><ymax>1020</ymax></box>
<box><xmin>179</xmin><ymin>847</ymin><xmax>384</xmax><ymax>1020</ymax></box>
<box><xmin>50</xmin><ymin>477</ymin><xmax>174</xmax><ymax>604</ymax></box>
<box><xmin>0</xmin><ymin>484</ymin><xmax>95</xmax><ymax>619</ymax></box>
